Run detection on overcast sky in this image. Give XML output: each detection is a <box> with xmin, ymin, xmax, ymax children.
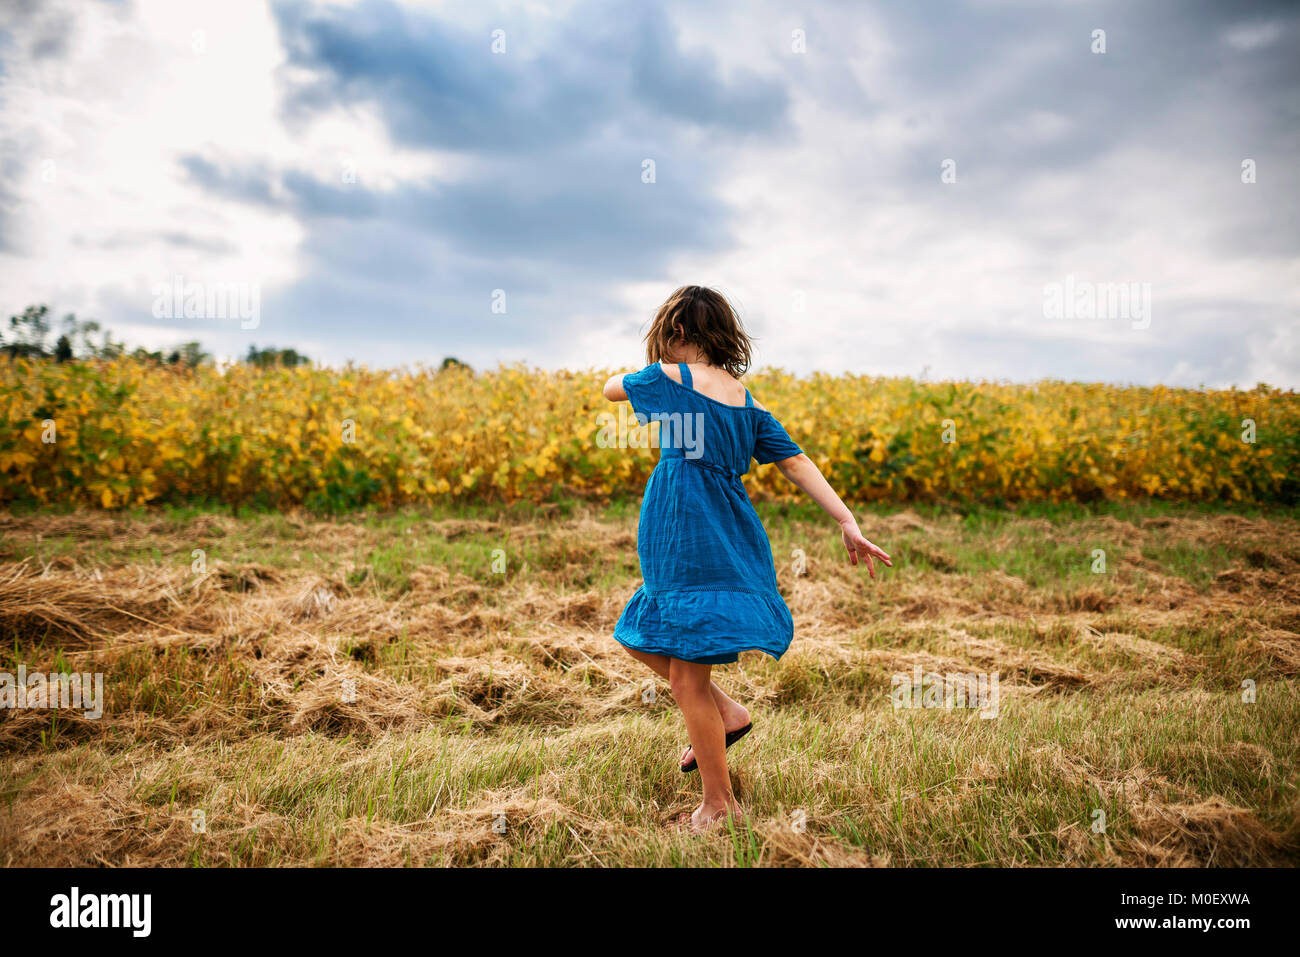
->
<box><xmin>1</xmin><ymin>0</ymin><xmax>1297</xmax><ymax>387</ymax></box>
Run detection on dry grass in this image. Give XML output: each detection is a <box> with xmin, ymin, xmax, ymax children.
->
<box><xmin>1</xmin><ymin>501</ymin><xmax>1298</xmax><ymax>867</ymax></box>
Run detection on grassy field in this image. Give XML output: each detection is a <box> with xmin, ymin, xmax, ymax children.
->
<box><xmin>1</xmin><ymin>499</ymin><xmax>1298</xmax><ymax>867</ymax></box>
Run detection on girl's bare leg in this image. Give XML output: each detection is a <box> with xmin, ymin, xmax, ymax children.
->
<box><xmin>668</xmin><ymin>658</ymin><xmax>739</xmax><ymax>829</ymax></box>
<box><xmin>622</xmin><ymin>647</ymin><xmax>750</xmax><ymax>766</ymax></box>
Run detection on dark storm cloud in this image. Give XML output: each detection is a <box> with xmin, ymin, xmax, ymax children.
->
<box><xmin>180</xmin><ymin>142</ymin><xmax>730</xmax><ymax>276</ymax></box>
<box><xmin>168</xmin><ymin>0</ymin><xmax>781</xmax><ymax>359</ymax></box>
<box><xmin>628</xmin><ymin>10</ymin><xmax>789</xmax><ymax>132</ymax></box>
<box><xmin>271</xmin><ymin>0</ymin><xmax>788</xmax><ymax>149</ymax></box>
<box><xmin>272</xmin><ymin>0</ymin><xmax>610</xmax><ymax>151</ymax></box>
<box><xmin>260</xmin><ymin>0</ymin><xmax>784</xmax><ymax>269</ymax></box>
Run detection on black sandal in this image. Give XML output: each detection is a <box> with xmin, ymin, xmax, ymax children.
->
<box><xmin>680</xmin><ymin>722</ymin><xmax>753</xmax><ymax>773</ymax></box>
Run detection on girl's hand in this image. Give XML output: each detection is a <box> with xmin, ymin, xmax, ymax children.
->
<box><xmin>840</xmin><ymin>519</ymin><xmax>892</xmax><ymax>578</ymax></box>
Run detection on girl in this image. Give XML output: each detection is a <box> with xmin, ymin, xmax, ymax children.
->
<box><xmin>603</xmin><ymin>285</ymin><xmax>892</xmax><ymax>833</ymax></box>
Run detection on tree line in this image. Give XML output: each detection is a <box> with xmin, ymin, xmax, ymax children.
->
<box><xmin>3</xmin><ymin>304</ymin><xmax>309</xmax><ymax>368</ymax></box>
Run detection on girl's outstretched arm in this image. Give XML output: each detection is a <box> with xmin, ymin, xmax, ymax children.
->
<box><xmin>772</xmin><ymin>452</ymin><xmax>893</xmax><ymax>578</ymax></box>
<box><xmin>602</xmin><ymin>374</ymin><xmax>628</xmax><ymax>402</ymax></box>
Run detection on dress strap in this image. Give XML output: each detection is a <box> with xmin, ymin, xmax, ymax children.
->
<box><xmin>678</xmin><ymin>362</ymin><xmax>693</xmax><ymax>390</ymax></box>
<box><xmin>745</xmin><ymin>388</ymin><xmax>753</xmax><ymax>407</ymax></box>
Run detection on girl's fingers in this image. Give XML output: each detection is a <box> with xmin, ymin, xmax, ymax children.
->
<box><xmin>845</xmin><ymin>534</ymin><xmax>893</xmax><ymax>572</ymax></box>
<box><xmin>866</xmin><ymin>542</ymin><xmax>892</xmax><ymax>565</ymax></box>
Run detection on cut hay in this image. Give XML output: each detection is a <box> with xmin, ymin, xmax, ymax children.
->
<box><xmin>0</xmin><ymin>559</ymin><xmax>180</xmax><ymax>645</ymax></box>
<box><xmin>2</xmin><ymin>504</ymin><xmax>1298</xmax><ymax>867</ymax></box>
<box><xmin>1124</xmin><ymin>797</ymin><xmax>1293</xmax><ymax>867</ymax></box>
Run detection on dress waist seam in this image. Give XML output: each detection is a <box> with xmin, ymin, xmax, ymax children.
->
<box><xmin>659</xmin><ymin>457</ymin><xmax>746</xmax><ymax>480</ymax></box>
<box><xmin>639</xmin><ymin>585</ymin><xmax>774</xmax><ymax>598</ymax></box>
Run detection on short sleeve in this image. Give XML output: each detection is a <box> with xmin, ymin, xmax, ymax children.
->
<box><xmin>753</xmin><ymin>412</ymin><xmax>803</xmax><ymax>464</ymax></box>
<box><xmin>620</xmin><ymin>364</ymin><xmax>664</xmax><ymax>421</ymax></box>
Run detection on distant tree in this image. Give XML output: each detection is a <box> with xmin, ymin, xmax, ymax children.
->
<box><xmin>54</xmin><ymin>334</ymin><xmax>74</xmax><ymax>362</ymax></box>
<box><xmin>72</xmin><ymin>319</ymin><xmax>102</xmax><ymax>357</ymax></box>
<box><xmin>175</xmin><ymin>341</ymin><xmax>210</xmax><ymax>368</ymax></box>
<box><xmin>245</xmin><ymin>344</ymin><xmax>310</xmax><ymax>368</ymax></box>
<box><xmin>440</xmin><ymin>356</ymin><xmax>469</xmax><ymax>371</ymax></box>
<box><xmin>130</xmin><ymin>346</ymin><xmax>164</xmax><ymax>363</ymax></box>
<box><xmin>2</xmin><ymin>305</ymin><xmax>53</xmax><ymax>357</ymax></box>
<box><xmin>95</xmin><ymin>329</ymin><xmax>125</xmax><ymax>358</ymax></box>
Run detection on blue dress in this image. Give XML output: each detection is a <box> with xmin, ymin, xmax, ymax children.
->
<box><xmin>613</xmin><ymin>362</ymin><xmax>804</xmax><ymax>664</ymax></box>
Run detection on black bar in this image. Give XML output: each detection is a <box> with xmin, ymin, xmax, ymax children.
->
<box><xmin>1</xmin><ymin>866</ymin><xmax>1279</xmax><ymax>942</ymax></box>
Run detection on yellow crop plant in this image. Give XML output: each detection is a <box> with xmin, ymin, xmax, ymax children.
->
<box><xmin>1</xmin><ymin>358</ymin><xmax>1296</xmax><ymax>509</ymax></box>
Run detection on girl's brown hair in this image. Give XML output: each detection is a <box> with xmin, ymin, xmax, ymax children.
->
<box><xmin>644</xmin><ymin>285</ymin><xmax>754</xmax><ymax>378</ymax></box>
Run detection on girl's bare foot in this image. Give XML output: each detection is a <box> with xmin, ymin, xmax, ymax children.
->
<box><xmin>688</xmin><ymin>799</ymin><xmax>743</xmax><ymax>833</ymax></box>
<box><xmin>680</xmin><ymin>702</ymin><xmax>750</xmax><ymax>770</ymax></box>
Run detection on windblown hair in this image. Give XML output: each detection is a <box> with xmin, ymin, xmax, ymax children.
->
<box><xmin>644</xmin><ymin>286</ymin><xmax>754</xmax><ymax>379</ymax></box>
